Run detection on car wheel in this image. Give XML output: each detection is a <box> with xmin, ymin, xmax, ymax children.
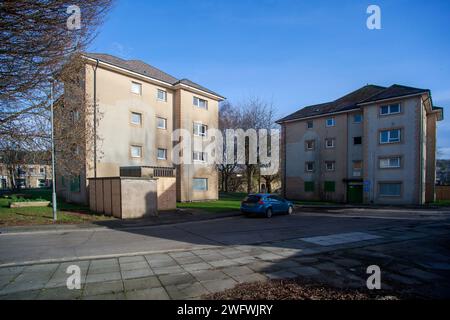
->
<box><xmin>287</xmin><ymin>206</ymin><xmax>294</xmax><ymax>215</ymax></box>
<box><xmin>266</xmin><ymin>208</ymin><xmax>273</xmax><ymax>218</ymax></box>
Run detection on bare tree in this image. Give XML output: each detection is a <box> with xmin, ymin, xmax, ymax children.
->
<box><xmin>0</xmin><ymin>1</ymin><xmax>113</xmax><ymax>181</ymax></box>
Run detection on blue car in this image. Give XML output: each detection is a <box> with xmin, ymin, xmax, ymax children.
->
<box><xmin>240</xmin><ymin>194</ymin><xmax>294</xmax><ymax>218</ymax></box>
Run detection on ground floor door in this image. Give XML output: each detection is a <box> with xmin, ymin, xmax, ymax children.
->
<box><xmin>347</xmin><ymin>184</ymin><xmax>363</xmax><ymax>203</ymax></box>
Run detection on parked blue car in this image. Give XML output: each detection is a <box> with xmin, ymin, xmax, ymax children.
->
<box><xmin>240</xmin><ymin>194</ymin><xmax>294</xmax><ymax>218</ymax></box>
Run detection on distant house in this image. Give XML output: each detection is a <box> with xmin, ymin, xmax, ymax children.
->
<box><xmin>0</xmin><ymin>151</ymin><xmax>52</xmax><ymax>189</ymax></box>
<box><xmin>276</xmin><ymin>84</ymin><xmax>443</xmax><ymax>205</ymax></box>
<box><xmin>436</xmin><ymin>160</ymin><xmax>450</xmax><ymax>185</ymax></box>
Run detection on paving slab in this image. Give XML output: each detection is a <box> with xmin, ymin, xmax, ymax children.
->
<box><xmin>201</xmin><ymin>278</ymin><xmax>238</xmax><ymax>293</ymax></box>
<box><xmin>119</xmin><ymin>261</ymin><xmax>150</xmax><ymax>271</ymax></box>
<box><xmin>121</xmin><ymin>268</ymin><xmax>154</xmax><ymax>280</ymax></box>
<box><xmin>37</xmin><ymin>286</ymin><xmax>83</xmax><ymax>300</ymax></box>
<box><xmin>125</xmin><ymin>287</ymin><xmax>169</xmax><ymax>300</ymax></box>
<box><xmin>123</xmin><ymin>276</ymin><xmax>161</xmax><ymax>291</ymax></box>
<box><xmin>85</xmin><ymin>271</ymin><xmax>122</xmax><ymax>284</ymax></box>
<box><xmin>181</xmin><ymin>262</ymin><xmax>211</xmax><ymax>272</ymax></box>
<box><xmin>152</xmin><ymin>265</ymin><xmax>184</xmax><ymax>275</ymax></box>
<box><xmin>158</xmin><ymin>272</ymin><xmax>195</xmax><ymax>287</ymax></box>
<box><xmin>191</xmin><ymin>269</ymin><xmax>229</xmax><ymax>282</ymax></box>
<box><xmin>83</xmin><ymin>292</ymin><xmax>126</xmax><ymax>300</ymax></box>
<box><xmin>84</xmin><ymin>279</ymin><xmax>123</xmax><ymax>296</ymax></box>
<box><xmin>119</xmin><ymin>256</ymin><xmax>146</xmax><ymax>264</ymax></box>
<box><xmin>165</xmin><ymin>282</ymin><xmax>209</xmax><ymax>299</ymax></box>
<box><xmin>265</xmin><ymin>270</ymin><xmax>298</xmax><ymax>280</ymax></box>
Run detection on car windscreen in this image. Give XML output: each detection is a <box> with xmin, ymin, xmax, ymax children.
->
<box><xmin>243</xmin><ymin>195</ymin><xmax>261</xmax><ymax>203</ymax></box>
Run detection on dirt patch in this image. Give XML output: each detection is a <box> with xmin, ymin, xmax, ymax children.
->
<box><xmin>204</xmin><ymin>278</ymin><xmax>401</xmax><ymax>300</ymax></box>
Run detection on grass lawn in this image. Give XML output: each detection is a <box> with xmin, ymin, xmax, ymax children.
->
<box><xmin>432</xmin><ymin>200</ymin><xmax>450</xmax><ymax>207</ymax></box>
<box><xmin>0</xmin><ymin>189</ymin><xmax>114</xmax><ymax>227</ymax></box>
<box><xmin>177</xmin><ymin>192</ymin><xmax>247</xmax><ymax>213</ymax></box>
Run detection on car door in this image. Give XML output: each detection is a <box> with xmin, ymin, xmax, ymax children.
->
<box><xmin>268</xmin><ymin>195</ymin><xmax>282</xmax><ymax>213</ymax></box>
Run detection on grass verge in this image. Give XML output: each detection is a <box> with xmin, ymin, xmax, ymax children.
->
<box><xmin>0</xmin><ymin>189</ymin><xmax>114</xmax><ymax>227</ymax></box>
<box><xmin>177</xmin><ymin>192</ymin><xmax>246</xmax><ymax>213</ymax></box>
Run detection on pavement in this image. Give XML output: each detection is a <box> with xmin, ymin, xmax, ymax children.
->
<box><xmin>1</xmin><ymin>207</ymin><xmax>450</xmax><ymax>300</ymax></box>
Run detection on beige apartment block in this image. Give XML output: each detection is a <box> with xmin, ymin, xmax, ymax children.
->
<box><xmin>56</xmin><ymin>53</ymin><xmax>224</xmax><ymax>205</ymax></box>
<box><xmin>277</xmin><ymin>84</ymin><xmax>443</xmax><ymax>205</ymax></box>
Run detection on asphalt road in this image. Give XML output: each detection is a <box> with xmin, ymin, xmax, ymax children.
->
<box><xmin>2</xmin><ymin>209</ymin><xmax>448</xmax><ymax>266</ymax></box>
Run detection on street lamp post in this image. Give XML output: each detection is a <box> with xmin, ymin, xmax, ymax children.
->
<box><xmin>50</xmin><ymin>81</ymin><xmax>57</xmax><ymax>221</ymax></box>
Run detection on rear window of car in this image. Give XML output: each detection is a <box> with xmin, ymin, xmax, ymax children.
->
<box><xmin>244</xmin><ymin>195</ymin><xmax>261</xmax><ymax>203</ymax></box>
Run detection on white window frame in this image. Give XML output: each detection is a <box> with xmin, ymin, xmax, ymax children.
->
<box><xmin>157</xmin><ymin>148</ymin><xmax>167</xmax><ymax>160</ymax></box>
<box><xmin>353</xmin><ymin>113</ymin><xmax>362</xmax><ymax>123</ymax></box>
<box><xmin>193</xmin><ymin>178</ymin><xmax>208</xmax><ymax>191</ymax></box>
<box><xmin>131</xmin><ymin>145</ymin><xmax>142</xmax><ymax>158</ymax></box>
<box><xmin>193</xmin><ymin>96</ymin><xmax>208</xmax><ymax>109</ymax></box>
<box><xmin>326</xmin><ymin>117</ymin><xmax>335</xmax><ymax>127</ymax></box>
<box><xmin>306</xmin><ymin>140</ymin><xmax>314</xmax><ymax>150</ymax></box>
<box><xmin>352</xmin><ymin>160</ymin><xmax>362</xmax><ymax>177</ymax></box>
<box><xmin>157</xmin><ymin>117</ymin><xmax>167</xmax><ymax>129</ymax></box>
<box><xmin>131</xmin><ymin>82</ymin><xmax>142</xmax><ymax>95</ymax></box>
<box><xmin>193</xmin><ymin>122</ymin><xmax>207</xmax><ymax>137</ymax></box>
<box><xmin>193</xmin><ymin>151</ymin><xmax>207</xmax><ymax>162</ymax></box>
<box><xmin>157</xmin><ymin>89</ymin><xmax>167</xmax><ymax>101</ymax></box>
<box><xmin>379</xmin><ymin>182</ymin><xmax>402</xmax><ymax>197</ymax></box>
<box><xmin>325</xmin><ymin>161</ymin><xmax>335</xmax><ymax>171</ymax></box>
<box><xmin>306</xmin><ymin>162</ymin><xmax>315</xmax><ymax>172</ymax></box>
<box><xmin>379</xmin><ymin>156</ymin><xmax>401</xmax><ymax>169</ymax></box>
<box><xmin>380</xmin><ymin>129</ymin><xmax>401</xmax><ymax>144</ymax></box>
<box><xmin>380</xmin><ymin>103</ymin><xmax>401</xmax><ymax>116</ymax></box>
<box><xmin>325</xmin><ymin>138</ymin><xmax>335</xmax><ymax>149</ymax></box>
<box><xmin>131</xmin><ymin>112</ymin><xmax>142</xmax><ymax>125</ymax></box>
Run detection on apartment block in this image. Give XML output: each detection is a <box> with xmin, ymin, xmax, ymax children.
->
<box><xmin>56</xmin><ymin>53</ymin><xmax>224</xmax><ymax>204</ymax></box>
<box><xmin>277</xmin><ymin>84</ymin><xmax>443</xmax><ymax>205</ymax></box>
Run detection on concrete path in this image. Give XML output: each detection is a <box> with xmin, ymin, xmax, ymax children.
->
<box><xmin>1</xmin><ymin>210</ymin><xmax>450</xmax><ymax>299</ymax></box>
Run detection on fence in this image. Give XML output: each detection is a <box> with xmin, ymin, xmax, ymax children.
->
<box><xmin>436</xmin><ymin>185</ymin><xmax>450</xmax><ymax>201</ymax></box>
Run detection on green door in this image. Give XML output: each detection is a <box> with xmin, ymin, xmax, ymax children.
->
<box><xmin>347</xmin><ymin>184</ymin><xmax>363</xmax><ymax>203</ymax></box>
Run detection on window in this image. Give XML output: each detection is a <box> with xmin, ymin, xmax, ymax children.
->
<box><xmin>193</xmin><ymin>97</ymin><xmax>208</xmax><ymax>109</ymax></box>
<box><xmin>353</xmin><ymin>136</ymin><xmax>362</xmax><ymax>145</ymax></box>
<box><xmin>70</xmin><ymin>175</ymin><xmax>81</xmax><ymax>193</ymax></box>
<box><xmin>193</xmin><ymin>151</ymin><xmax>207</xmax><ymax>162</ymax></box>
<box><xmin>325</xmin><ymin>161</ymin><xmax>335</xmax><ymax>171</ymax></box>
<box><xmin>131</xmin><ymin>145</ymin><xmax>142</xmax><ymax>158</ymax></box>
<box><xmin>352</xmin><ymin>160</ymin><xmax>362</xmax><ymax>177</ymax></box>
<box><xmin>324</xmin><ymin>181</ymin><xmax>335</xmax><ymax>192</ymax></box>
<box><xmin>326</xmin><ymin>118</ymin><xmax>335</xmax><ymax>127</ymax></box>
<box><xmin>131</xmin><ymin>112</ymin><xmax>142</xmax><ymax>125</ymax></box>
<box><xmin>305</xmin><ymin>140</ymin><xmax>315</xmax><ymax>150</ymax></box>
<box><xmin>379</xmin><ymin>182</ymin><xmax>401</xmax><ymax>196</ymax></box>
<box><xmin>304</xmin><ymin>181</ymin><xmax>315</xmax><ymax>192</ymax></box>
<box><xmin>379</xmin><ymin>156</ymin><xmax>401</xmax><ymax>168</ymax></box>
<box><xmin>39</xmin><ymin>167</ymin><xmax>45</xmax><ymax>174</ymax></box>
<box><xmin>353</xmin><ymin>113</ymin><xmax>362</xmax><ymax>123</ymax></box>
<box><xmin>193</xmin><ymin>122</ymin><xmax>207</xmax><ymax>137</ymax></box>
<box><xmin>307</xmin><ymin>121</ymin><xmax>313</xmax><ymax>129</ymax></box>
<box><xmin>305</xmin><ymin>162</ymin><xmax>315</xmax><ymax>172</ymax></box>
<box><xmin>193</xmin><ymin>178</ymin><xmax>208</xmax><ymax>191</ymax></box>
<box><xmin>325</xmin><ymin>138</ymin><xmax>335</xmax><ymax>148</ymax></box>
<box><xmin>131</xmin><ymin>82</ymin><xmax>142</xmax><ymax>95</ymax></box>
<box><xmin>157</xmin><ymin>89</ymin><xmax>167</xmax><ymax>101</ymax></box>
<box><xmin>380</xmin><ymin>103</ymin><xmax>401</xmax><ymax>115</ymax></box>
<box><xmin>380</xmin><ymin>129</ymin><xmax>401</xmax><ymax>144</ymax></box>
<box><xmin>157</xmin><ymin>117</ymin><xmax>167</xmax><ymax>129</ymax></box>
<box><xmin>157</xmin><ymin>148</ymin><xmax>167</xmax><ymax>160</ymax></box>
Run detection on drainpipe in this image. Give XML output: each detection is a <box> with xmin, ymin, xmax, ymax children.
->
<box><xmin>93</xmin><ymin>59</ymin><xmax>99</xmax><ymax>179</ymax></box>
<box><xmin>92</xmin><ymin>59</ymin><xmax>99</xmax><ymax>212</ymax></box>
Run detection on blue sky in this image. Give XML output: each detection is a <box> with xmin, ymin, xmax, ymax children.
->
<box><xmin>89</xmin><ymin>0</ymin><xmax>450</xmax><ymax>157</ymax></box>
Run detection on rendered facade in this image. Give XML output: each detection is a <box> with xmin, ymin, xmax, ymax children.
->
<box><xmin>56</xmin><ymin>53</ymin><xmax>223</xmax><ymax>204</ymax></box>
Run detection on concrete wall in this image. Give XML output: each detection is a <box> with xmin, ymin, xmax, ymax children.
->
<box><xmin>89</xmin><ymin>177</ymin><xmax>158</xmax><ymax>219</ymax></box>
<box><xmin>156</xmin><ymin>177</ymin><xmax>176</xmax><ymax>210</ymax></box>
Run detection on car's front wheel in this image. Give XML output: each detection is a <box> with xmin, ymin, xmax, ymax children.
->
<box><xmin>287</xmin><ymin>205</ymin><xmax>294</xmax><ymax>215</ymax></box>
<box><xmin>266</xmin><ymin>208</ymin><xmax>273</xmax><ymax>218</ymax></box>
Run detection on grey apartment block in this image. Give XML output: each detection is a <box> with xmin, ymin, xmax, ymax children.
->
<box><xmin>277</xmin><ymin>84</ymin><xmax>443</xmax><ymax>205</ymax></box>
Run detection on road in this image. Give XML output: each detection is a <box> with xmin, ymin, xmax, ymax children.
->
<box><xmin>1</xmin><ymin>209</ymin><xmax>448</xmax><ymax>266</ymax></box>
<box><xmin>1</xmin><ymin>209</ymin><xmax>450</xmax><ymax>299</ymax></box>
